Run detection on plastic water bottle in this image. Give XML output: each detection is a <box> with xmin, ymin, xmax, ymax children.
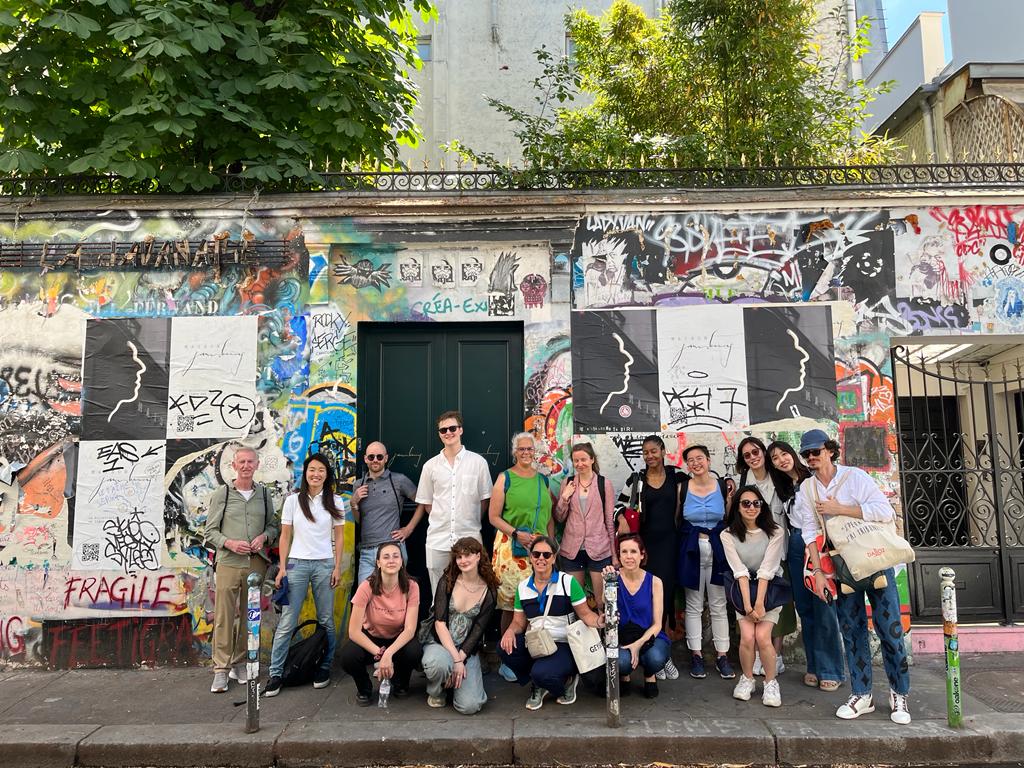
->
<box><xmin>378</xmin><ymin>677</ymin><xmax>391</xmax><ymax>708</ymax></box>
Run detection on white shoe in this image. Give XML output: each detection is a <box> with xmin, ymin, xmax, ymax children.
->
<box><xmin>210</xmin><ymin>671</ymin><xmax>229</xmax><ymax>693</ymax></box>
<box><xmin>762</xmin><ymin>679</ymin><xmax>782</xmax><ymax>707</ymax></box>
<box><xmin>752</xmin><ymin>653</ymin><xmax>764</xmax><ymax>676</ymax></box>
<box><xmin>732</xmin><ymin>675</ymin><xmax>755</xmax><ymax>701</ymax></box>
<box><xmin>656</xmin><ymin>668</ymin><xmax>666</xmax><ymax>680</ymax></box>
<box><xmin>776</xmin><ymin>656</ymin><xmax>785</xmax><ymax>675</ymax></box>
<box><xmin>889</xmin><ymin>689</ymin><xmax>912</xmax><ymax>724</ymax></box>
<box><xmin>427</xmin><ymin>694</ymin><xmax>446</xmax><ymax>708</ymax></box>
<box><xmin>836</xmin><ymin>693</ymin><xmax>875</xmax><ymax>720</ymax></box>
<box><xmin>661</xmin><ymin>658</ymin><xmax>680</xmax><ymax>680</ymax></box>
<box><xmin>228</xmin><ymin>664</ymin><xmax>248</xmax><ymax>684</ymax></box>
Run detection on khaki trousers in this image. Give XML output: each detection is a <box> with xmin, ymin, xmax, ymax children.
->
<box><xmin>212</xmin><ymin>558</ymin><xmax>268</xmax><ymax>671</ymax></box>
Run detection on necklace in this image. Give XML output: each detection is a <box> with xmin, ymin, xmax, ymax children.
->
<box><xmin>577</xmin><ymin>477</ymin><xmax>594</xmax><ymax>490</ymax></box>
<box><xmin>458</xmin><ymin>579</ymin><xmax>486</xmax><ymax>594</ymax></box>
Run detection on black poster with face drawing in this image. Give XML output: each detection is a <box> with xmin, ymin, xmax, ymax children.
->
<box><xmin>571</xmin><ymin>310</ymin><xmax>660</xmax><ymax>433</ymax></box>
<box><xmin>82</xmin><ymin>318</ymin><xmax>171</xmax><ymax>440</ymax></box>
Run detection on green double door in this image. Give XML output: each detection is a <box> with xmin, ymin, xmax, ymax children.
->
<box><xmin>357</xmin><ymin>322</ymin><xmax>524</xmax><ymax>587</ymax></box>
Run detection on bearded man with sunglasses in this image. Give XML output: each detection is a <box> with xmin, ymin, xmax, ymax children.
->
<box><xmin>416</xmin><ymin>411</ymin><xmax>494</xmax><ymax>593</ymax></box>
<box><xmin>352</xmin><ymin>442</ymin><xmax>423</xmax><ymax>583</ymax></box>
<box><xmin>792</xmin><ymin>428</ymin><xmax>912</xmax><ymax>725</ymax></box>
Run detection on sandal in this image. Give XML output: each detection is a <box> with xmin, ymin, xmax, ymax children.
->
<box><xmin>803</xmin><ymin>673</ymin><xmax>818</xmax><ymax>688</ymax></box>
<box><xmin>819</xmin><ymin>679</ymin><xmax>841</xmax><ymax>692</ymax></box>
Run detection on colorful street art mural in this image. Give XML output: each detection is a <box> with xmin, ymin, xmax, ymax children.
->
<box><xmin>0</xmin><ymin>200</ymin><xmax>1022</xmax><ymax>665</ymax></box>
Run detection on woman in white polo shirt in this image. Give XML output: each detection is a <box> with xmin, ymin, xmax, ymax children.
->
<box><xmin>263</xmin><ymin>453</ymin><xmax>346</xmax><ymax>697</ymax></box>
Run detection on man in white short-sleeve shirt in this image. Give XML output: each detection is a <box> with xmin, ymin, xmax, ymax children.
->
<box><xmin>415</xmin><ymin>410</ymin><xmax>493</xmax><ymax>593</ymax></box>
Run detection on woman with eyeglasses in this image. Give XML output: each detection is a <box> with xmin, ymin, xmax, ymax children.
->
<box><xmin>421</xmin><ymin>537</ymin><xmax>498</xmax><ymax>714</ymax></box>
<box><xmin>615</xmin><ymin>435</ymin><xmax>682</xmax><ymax>680</ymax></box>
<box><xmin>721</xmin><ymin>485</ymin><xmax>786</xmax><ymax>707</ymax></box>
<box><xmin>339</xmin><ymin>541</ymin><xmax>422</xmax><ymax>706</ymax></box>
<box><xmin>767</xmin><ymin>440</ymin><xmax>844</xmax><ymax>693</ymax></box>
<box><xmin>735</xmin><ymin>436</ymin><xmax>797</xmax><ymax>678</ymax></box>
<box><xmin>554</xmin><ymin>442</ymin><xmax>617</xmax><ymax>607</ymax></box>
<box><xmin>792</xmin><ymin>429</ymin><xmax>911</xmax><ymax>725</ymax></box>
<box><xmin>488</xmin><ymin>432</ymin><xmax>556</xmax><ymax>681</ymax></box>
<box><xmin>677</xmin><ymin>444</ymin><xmax>734</xmax><ymax>681</ymax></box>
<box><xmin>498</xmin><ymin>535</ymin><xmax>605</xmax><ymax>711</ymax></box>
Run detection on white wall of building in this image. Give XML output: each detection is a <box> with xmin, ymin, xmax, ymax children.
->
<box><xmin>947</xmin><ymin>0</ymin><xmax>1024</xmax><ymax>71</ymax></box>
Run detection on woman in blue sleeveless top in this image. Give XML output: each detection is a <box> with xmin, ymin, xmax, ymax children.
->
<box><xmin>603</xmin><ymin>533</ymin><xmax>671</xmax><ymax>698</ymax></box>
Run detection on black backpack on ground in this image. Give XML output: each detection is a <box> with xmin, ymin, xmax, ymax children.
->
<box><xmin>281</xmin><ymin>620</ymin><xmax>328</xmax><ymax>687</ymax></box>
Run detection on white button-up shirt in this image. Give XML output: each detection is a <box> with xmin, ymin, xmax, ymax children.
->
<box><xmin>415</xmin><ymin>447</ymin><xmax>493</xmax><ymax>551</ymax></box>
<box><xmin>794</xmin><ymin>465</ymin><xmax>895</xmax><ymax>541</ymax></box>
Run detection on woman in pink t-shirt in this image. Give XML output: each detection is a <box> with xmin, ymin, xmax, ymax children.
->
<box><xmin>339</xmin><ymin>541</ymin><xmax>422</xmax><ymax>705</ymax></box>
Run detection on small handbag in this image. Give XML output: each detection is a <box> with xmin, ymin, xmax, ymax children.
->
<box><xmin>417</xmin><ymin>610</ymin><xmax>436</xmax><ymax>645</ymax></box>
<box><xmin>722</xmin><ymin>569</ymin><xmax>792</xmax><ymax>615</ymax></box>
<box><xmin>524</xmin><ymin>575</ymin><xmax>560</xmax><ymax>658</ymax></box>
<box><xmin>566</xmin><ymin>619</ymin><xmax>605</xmax><ymax>673</ymax></box>
<box><xmin>621</xmin><ymin>473</ymin><xmax>643</xmax><ymax>534</ymax></box>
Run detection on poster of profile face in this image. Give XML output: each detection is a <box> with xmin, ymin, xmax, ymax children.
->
<box><xmin>73</xmin><ymin>439</ymin><xmax>165</xmax><ymax>573</ymax></box>
<box><xmin>165</xmin><ymin>316</ymin><xmax>258</xmax><ymax>439</ymax></box>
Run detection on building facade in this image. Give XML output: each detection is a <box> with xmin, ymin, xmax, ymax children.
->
<box><xmin>0</xmin><ymin>179</ymin><xmax>1021</xmax><ymax>667</ymax></box>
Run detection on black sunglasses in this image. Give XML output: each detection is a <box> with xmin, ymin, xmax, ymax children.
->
<box><xmin>801</xmin><ymin>447</ymin><xmax>824</xmax><ymax>459</ymax></box>
<box><xmin>740</xmin><ymin>499</ymin><xmax>762</xmax><ymax>508</ymax></box>
<box><xmin>438</xmin><ymin>425</ymin><xmax>460</xmax><ymax>434</ymax></box>
<box><xmin>366</xmin><ymin>453</ymin><xmax>386</xmax><ymax>461</ymax></box>
<box><xmin>530</xmin><ymin>550</ymin><xmax>554</xmax><ymax>560</ymax></box>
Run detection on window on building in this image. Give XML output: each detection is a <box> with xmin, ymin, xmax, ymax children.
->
<box><xmin>417</xmin><ymin>36</ymin><xmax>432</xmax><ymax>62</ymax></box>
<box><xmin>564</xmin><ymin>32</ymin><xmax>576</xmax><ymax>65</ymax></box>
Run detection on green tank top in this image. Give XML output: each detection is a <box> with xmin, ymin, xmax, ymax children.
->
<box><xmin>503</xmin><ymin>471</ymin><xmax>552</xmax><ymax>533</ymax></box>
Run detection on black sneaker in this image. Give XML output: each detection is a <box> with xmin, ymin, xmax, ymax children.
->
<box><xmin>355</xmin><ymin>690</ymin><xmax>373</xmax><ymax>707</ymax></box>
<box><xmin>263</xmin><ymin>676</ymin><xmax>282</xmax><ymax>698</ymax></box>
<box><xmin>690</xmin><ymin>653</ymin><xmax>707</xmax><ymax>679</ymax></box>
<box><xmin>393</xmin><ymin>686</ymin><xmax>410</xmax><ymax>699</ymax></box>
<box><xmin>313</xmin><ymin>669</ymin><xmax>330</xmax><ymax>689</ymax></box>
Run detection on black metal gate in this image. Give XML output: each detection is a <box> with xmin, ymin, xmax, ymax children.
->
<box><xmin>892</xmin><ymin>345</ymin><xmax>1024</xmax><ymax>624</ymax></box>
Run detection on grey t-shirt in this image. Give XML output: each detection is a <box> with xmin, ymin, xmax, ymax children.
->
<box><xmin>354</xmin><ymin>470</ymin><xmax>417</xmax><ymax>547</ymax></box>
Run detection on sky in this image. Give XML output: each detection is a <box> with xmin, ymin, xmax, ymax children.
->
<box><xmin>883</xmin><ymin>0</ymin><xmax>952</xmax><ymax>61</ymax></box>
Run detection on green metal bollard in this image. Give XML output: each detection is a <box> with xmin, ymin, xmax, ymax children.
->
<box><xmin>939</xmin><ymin>566</ymin><xmax>963</xmax><ymax>728</ymax></box>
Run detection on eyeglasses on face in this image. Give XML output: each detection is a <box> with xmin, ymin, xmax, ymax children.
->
<box><xmin>530</xmin><ymin>550</ymin><xmax>554</xmax><ymax>560</ymax></box>
<box><xmin>741</xmin><ymin>448</ymin><xmax>761</xmax><ymax>460</ymax></box>
<box><xmin>800</xmin><ymin>447</ymin><xmax>824</xmax><ymax>459</ymax></box>
<box><xmin>739</xmin><ymin>499</ymin><xmax>762</xmax><ymax>509</ymax></box>
<box><xmin>366</xmin><ymin>454</ymin><xmax>386</xmax><ymax>461</ymax></box>
<box><xmin>438</xmin><ymin>425</ymin><xmax>460</xmax><ymax>434</ymax></box>
<box><xmin>516</xmin><ymin>446</ymin><xmax>535</xmax><ymax>452</ymax></box>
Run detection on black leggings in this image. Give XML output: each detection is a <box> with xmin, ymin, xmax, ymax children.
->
<box><xmin>338</xmin><ymin>633</ymin><xmax>422</xmax><ymax>694</ymax></box>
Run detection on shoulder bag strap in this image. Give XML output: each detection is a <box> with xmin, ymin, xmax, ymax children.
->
<box><xmin>388</xmin><ymin>473</ymin><xmax>402</xmax><ymax>517</ymax></box>
<box><xmin>531</xmin><ymin>474</ymin><xmax>543</xmax><ymax>533</ymax></box>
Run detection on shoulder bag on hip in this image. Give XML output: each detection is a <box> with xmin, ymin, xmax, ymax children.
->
<box><xmin>524</xmin><ymin>575</ymin><xmax>560</xmax><ymax>658</ymax></box>
<box><xmin>722</xmin><ymin>569</ymin><xmax>792</xmax><ymax>615</ymax></box>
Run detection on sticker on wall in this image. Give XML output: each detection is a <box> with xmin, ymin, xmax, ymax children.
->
<box><xmin>398</xmin><ymin>254</ymin><xmax>423</xmax><ymax>286</ymax></box>
<box><xmin>488</xmin><ymin>251</ymin><xmax>520</xmax><ymax>317</ymax></box>
<box><xmin>333</xmin><ymin>253</ymin><xmax>392</xmax><ymax>291</ymax></box>
<box><xmin>459</xmin><ymin>256</ymin><xmax>484</xmax><ymax>286</ymax></box>
<box><xmin>82</xmin><ymin>318</ymin><xmax>171</xmax><ymax>441</ymax></box>
<box><xmin>73</xmin><ymin>439</ymin><xmax>165</xmax><ymax>573</ymax></box>
<box><xmin>166</xmin><ymin>316</ymin><xmax>258</xmax><ymax>439</ymax></box>
<box><xmin>571</xmin><ymin>310</ymin><xmax>660</xmax><ymax>433</ymax></box>
<box><xmin>431</xmin><ymin>257</ymin><xmax>456</xmax><ymax>288</ymax></box>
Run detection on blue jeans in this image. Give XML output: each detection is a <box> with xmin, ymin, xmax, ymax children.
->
<box><xmin>837</xmin><ymin>567</ymin><xmax>910</xmax><ymax>696</ymax></box>
<box><xmin>357</xmin><ymin>541</ymin><xmax>408</xmax><ymax>583</ymax></box>
<box><xmin>619</xmin><ymin>636</ymin><xmax>671</xmax><ymax>677</ymax></box>
<box><xmin>268</xmin><ymin>558</ymin><xmax>337</xmax><ymax>677</ymax></box>
<box><xmin>787</xmin><ymin>527</ymin><xmax>845</xmax><ymax>682</ymax></box>
<box><xmin>498</xmin><ymin>634</ymin><xmax>576</xmax><ymax>698</ymax></box>
<box><xmin>421</xmin><ymin>642</ymin><xmax>488</xmax><ymax>714</ymax></box>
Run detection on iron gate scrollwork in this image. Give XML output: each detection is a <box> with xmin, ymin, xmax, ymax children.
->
<box><xmin>892</xmin><ymin>345</ymin><xmax>1024</xmax><ymax>624</ymax></box>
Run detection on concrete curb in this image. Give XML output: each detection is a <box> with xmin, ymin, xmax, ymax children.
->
<box><xmin>76</xmin><ymin>723</ymin><xmax>285</xmax><ymax>767</ymax></box>
<box><xmin>0</xmin><ymin>724</ymin><xmax>99</xmax><ymax>768</ymax></box>
<box><xmin>275</xmin><ymin>718</ymin><xmax>515</xmax><ymax>767</ymax></box>
<box><xmin>514</xmin><ymin>716</ymin><xmax>776</xmax><ymax>766</ymax></box>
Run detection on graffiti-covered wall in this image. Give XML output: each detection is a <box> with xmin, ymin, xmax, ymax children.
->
<box><xmin>0</xmin><ymin>195</ymin><xmax>1021</xmax><ymax>665</ymax></box>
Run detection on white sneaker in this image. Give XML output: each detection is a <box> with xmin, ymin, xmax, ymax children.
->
<box><xmin>752</xmin><ymin>653</ymin><xmax>764</xmax><ymax>677</ymax></box>
<box><xmin>732</xmin><ymin>675</ymin><xmax>755</xmax><ymax>701</ymax></box>
<box><xmin>228</xmin><ymin>664</ymin><xmax>248</xmax><ymax>684</ymax></box>
<box><xmin>836</xmin><ymin>693</ymin><xmax>875</xmax><ymax>720</ymax></box>
<box><xmin>656</xmin><ymin>667</ymin><xmax>666</xmax><ymax>680</ymax></box>
<box><xmin>889</xmin><ymin>689</ymin><xmax>912</xmax><ymax>724</ymax></box>
<box><xmin>210</xmin><ymin>671</ymin><xmax>229</xmax><ymax>693</ymax></box>
<box><xmin>762</xmin><ymin>678</ymin><xmax>782</xmax><ymax>707</ymax></box>
<box><xmin>427</xmin><ymin>694</ymin><xmax>446</xmax><ymax>708</ymax></box>
<box><xmin>661</xmin><ymin>658</ymin><xmax>680</xmax><ymax>680</ymax></box>
<box><xmin>776</xmin><ymin>656</ymin><xmax>785</xmax><ymax>675</ymax></box>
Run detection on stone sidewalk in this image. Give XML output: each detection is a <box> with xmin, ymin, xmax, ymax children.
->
<box><xmin>0</xmin><ymin>651</ymin><xmax>1022</xmax><ymax>767</ymax></box>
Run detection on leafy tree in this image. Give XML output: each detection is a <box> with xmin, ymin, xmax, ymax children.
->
<box><xmin>0</xmin><ymin>0</ymin><xmax>432</xmax><ymax>190</ymax></box>
<box><xmin>449</xmin><ymin>0</ymin><xmax>897</xmax><ymax>172</ymax></box>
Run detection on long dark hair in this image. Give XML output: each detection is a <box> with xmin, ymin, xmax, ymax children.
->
<box><xmin>368</xmin><ymin>541</ymin><xmax>411</xmax><ymax>596</ymax></box>
<box><xmin>736</xmin><ymin>436</ymin><xmax>792</xmax><ymax>497</ymax></box>
<box><xmin>443</xmin><ymin>537</ymin><xmax>499</xmax><ymax>593</ymax></box>
<box><xmin>727</xmin><ymin>485</ymin><xmax>778</xmax><ymax>542</ymax></box>
<box><xmin>298</xmin><ymin>453</ymin><xmax>342</xmax><ymax>523</ymax></box>
<box><xmin>765</xmin><ymin>440</ymin><xmax>811</xmax><ymax>501</ymax></box>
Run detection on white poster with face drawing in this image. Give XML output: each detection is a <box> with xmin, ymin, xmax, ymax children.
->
<box><xmin>166</xmin><ymin>316</ymin><xmax>258</xmax><ymax>439</ymax></box>
<box><xmin>73</xmin><ymin>440</ymin><xmax>165</xmax><ymax>573</ymax></box>
<box><xmin>656</xmin><ymin>306</ymin><xmax>749</xmax><ymax>432</ymax></box>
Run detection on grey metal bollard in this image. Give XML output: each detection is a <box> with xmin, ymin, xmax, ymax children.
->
<box><xmin>245</xmin><ymin>571</ymin><xmax>262</xmax><ymax>734</ymax></box>
<box><xmin>939</xmin><ymin>567</ymin><xmax>963</xmax><ymax>727</ymax></box>
<box><xmin>603</xmin><ymin>570</ymin><xmax>620</xmax><ymax>728</ymax></box>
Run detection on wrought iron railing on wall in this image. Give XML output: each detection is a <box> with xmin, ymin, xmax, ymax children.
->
<box><xmin>2</xmin><ymin>163</ymin><xmax>1024</xmax><ymax>196</ymax></box>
